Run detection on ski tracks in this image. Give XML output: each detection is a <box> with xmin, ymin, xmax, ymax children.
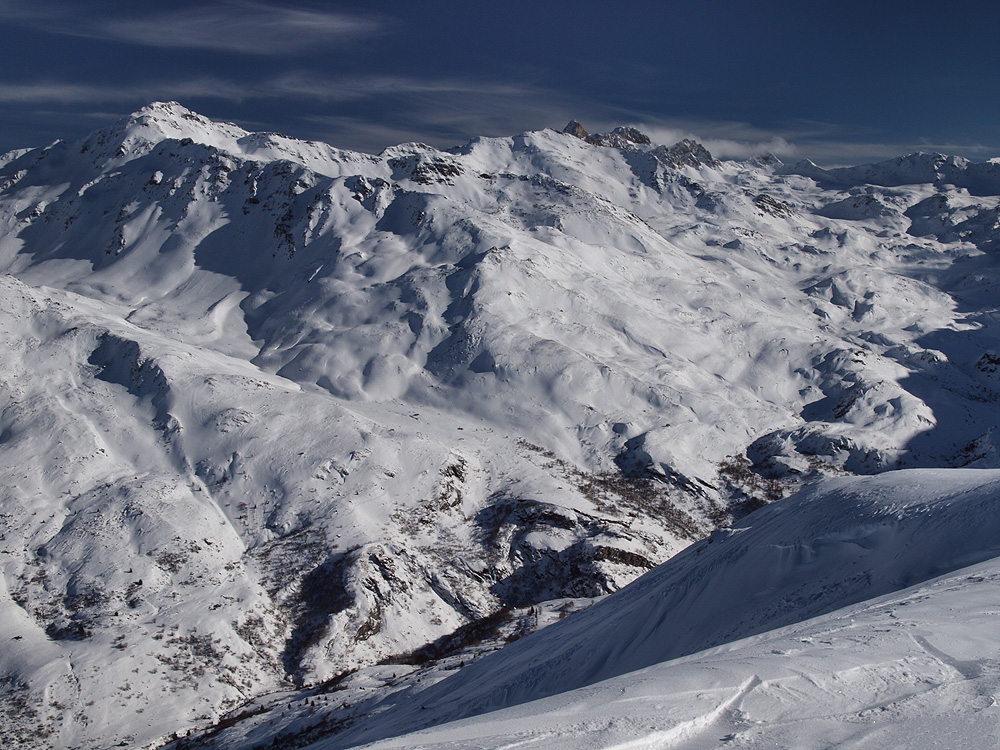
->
<box><xmin>603</xmin><ymin>675</ymin><xmax>761</xmax><ymax>749</ymax></box>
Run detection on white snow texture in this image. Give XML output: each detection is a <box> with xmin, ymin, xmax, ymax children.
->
<box><xmin>0</xmin><ymin>103</ymin><xmax>998</xmax><ymax>749</ymax></box>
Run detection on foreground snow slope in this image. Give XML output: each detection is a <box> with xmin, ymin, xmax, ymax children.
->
<box><xmin>342</xmin><ymin>557</ymin><xmax>1000</xmax><ymax>749</ymax></box>
<box><xmin>314</xmin><ymin>469</ymin><xmax>1000</xmax><ymax>749</ymax></box>
<box><xmin>1</xmin><ymin>103</ymin><xmax>999</xmax><ymax>747</ymax></box>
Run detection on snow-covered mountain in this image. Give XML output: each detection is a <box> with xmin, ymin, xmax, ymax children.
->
<box><xmin>0</xmin><ymin>102</ymin><xmax>998</xmax><ymax>748</ymax></box>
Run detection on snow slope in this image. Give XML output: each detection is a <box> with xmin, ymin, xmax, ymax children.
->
<box><xmin>339</xmin><ymin>562</ymin><xmax>1000</xmax><ymax>749</ymax></box>
<box><xmin>0</xmin><ymin>104</ymin><xmax>999</xmax><ymax>748</ymax></box>
<box><xmin>307</xmin><ymin>469</ymin><xmax>1000</xmax><ymax>749</ymax></box>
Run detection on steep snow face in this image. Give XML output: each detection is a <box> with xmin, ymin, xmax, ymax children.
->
<box><xmin>311</xmin><ymin>469</ymin><xmax>1000</xmax><ymax>750</ymax></box>
<box><xmin>0</xmin><ymin>104</ymin><xmax>999</xmax><ymax>748</ymax></box>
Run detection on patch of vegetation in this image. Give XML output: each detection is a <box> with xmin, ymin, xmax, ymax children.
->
<box><xmin>0</xmin><ymin>676</ymin><xmax>50</xmax><ymax>748</ymax></box>
<box><xmin>575</xmin><ymin>470</ymin><xmax>702</xmax><ymax>539</ymax></box>
<box><xmin>280</xmin><ymin>550</ymin><xmax>355</xmax><ymax>680</ymax></box>
<box><xmin>717</xmin><ymin>454</ymin><xmax>784</xmax><ymax>515</ymax></box>
<box><xmin>380</xmin><ymin>607</ymin><xmax>514</xmax><ymax>666</ymax></box>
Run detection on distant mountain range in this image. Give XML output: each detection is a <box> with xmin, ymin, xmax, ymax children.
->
<box><xmin>1</xmin><ymin>103</ymin><xmax>998</xmax><ymax>749</ymax></box>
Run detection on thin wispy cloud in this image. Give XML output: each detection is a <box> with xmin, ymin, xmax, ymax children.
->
<box><xmin>0</xmin><ymin>73</ymin><xmax>575</xmax><ymax>152</ymax></box>
<box><xmin>97</xmin><ymin>3</ymin><xmax>387</xmax><ymax>54</ymax></box>
<box><xmin>629</xmin><ymin>117</ymin><xmax>913</xmax><ymax>166</ymax></box>
<box><xmin>637</xmin><ymin>124</ymin><xmax>799</xmax><ymax>161</ymax></box>
<box><xmin>0</xmin><ymin>82</ymin><xmax>113</xmax><ymax>104</ymax></box>
<box><xmin>0</xmin><ymin>73</ymin><xmax>994</xmax><ymax>165</ymax></box>
<box><xmin>265</xmin><ymin>74</ymin><xmax>538</xmax><ymax>103</ymax></box>
<box><xmin>0</xmin><ymin>75</ymin><xmax>546</xmax><ymax>107</ymax></box>
<box><xmin>0</xmin><ymin>78</ymin><xmax>250</xmax><ymax>104</ymax></box>
<box><xmin>0</xmin><ymin>1</ymin><xmax>387</xmax><ymax>54</ymax></box>
<box><xmin>301</xmin><ymin>86</ymin><xmax>575</xmax><ymax>153</ymax></box>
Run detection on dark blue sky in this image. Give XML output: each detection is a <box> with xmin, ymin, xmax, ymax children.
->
<box><xmin>1</xmin><ymin>0</ymin><xmax>997</xmax><ymax>165</ymax></box>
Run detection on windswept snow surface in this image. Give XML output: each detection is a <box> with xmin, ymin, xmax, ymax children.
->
<box><xmin>331</xmin><ymin>561</ymin><xmax>1000</xmax><ymax>750</ymax></box>
<box><xmin>310</xmin><ymin>469</ymin><xmax>1000</xmax><ymax>749</ymax></box>
<box><xmin>1</xmin><ymin>103</ymin><xmax>999</xmax><ymax>748</ymax></box>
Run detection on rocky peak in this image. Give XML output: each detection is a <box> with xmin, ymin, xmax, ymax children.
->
<box><xmin>130</xmin><ymin>100</ymin><xmax>204</xmax><ymax>126</ymax></box>
<box><xmin>562</xmin><ymin>120</ymin><xmax>590</xmax><ymax>140</ymax></box>
<box><xmin>606</xmin><ymin>126</ymin><xmax>651</xmax><ymax>146</ymax></box>
<box><xmin>652</xmin><ymin>139</ymin><xmax>717</xmax><ymax>168</ymax></box>
<box><xmin>748</xmin><ymin>152</ymin><xmax>783</xmax><ymax>169</ymax></box>
<box><xmin>77</xmin><ymin>101</ymin><xmax>250</xmax><ymax>166</ymax></box>
<box><xmin>562</xmin><ymin>121</ymin><xmax>653</xmax><ymax>150</ymax></box>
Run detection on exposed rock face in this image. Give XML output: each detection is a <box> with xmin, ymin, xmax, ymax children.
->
<box><xmin>564</xmin><ymin>121</ymin><xmax>716</xmax><ymax>166</ymax></box>
<box><xmin>562</xmin><ymin>120</ymin><xmax>589</xmax><ymax>140</ymax></box>
<box><xmin>563</xmin><ymin>120</ymin><xmax>653</xmax><ymax>148</ymax></box>
<box><xmin>652</xmin><ymin>138</ymin><xmax>718</xmax><ymax>168</ymax></box>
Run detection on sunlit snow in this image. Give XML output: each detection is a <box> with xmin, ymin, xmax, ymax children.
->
<box><xmin>0</xmin><ymin>103</ymin><xmax>998</xmax><ymax>748</ymax></box>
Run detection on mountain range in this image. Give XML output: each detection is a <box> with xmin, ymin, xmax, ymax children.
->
<box><xmin>0</xmin><ymin>102</ymin><xmax>998</xmax><ymax>748</ymax></box>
